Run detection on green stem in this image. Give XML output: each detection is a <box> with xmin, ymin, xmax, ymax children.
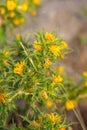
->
<box><xmin>19</xmin><ymin>41</ymin><xmax>37</xmax><ymax>72</ymax></box>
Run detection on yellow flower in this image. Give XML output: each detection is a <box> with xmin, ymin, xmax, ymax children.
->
<box><xmin>46</xmin><ymin>100</ymin><xmax>53</xmax><ymax>107</ymax></box>
<box><xmin>44</xmin><ymin>58</ymin><xmax>51</xmax><ymax>68</ymax></box>
<box><xmin>56</xmin><ymin>66</ymin><xmax>64</xmax><ymax>73</ymax></box>
<box><xmin>33</xmin><ymin>0</ymin><xmax>40</xmax><ymax>5</ymax></box>
<box><xmin>6</xmin><ymin>0</ymin><xmax>16</xmax><ymax>11</ymax></box>
<box><xmin>4</xmin><ymin>50</ymin><xmax>10</xmax><ymax>57</ymax></box>
<box><xmin>18</xmin><ymin>2</ymin><xmax>28</xmax><ymax>12</ymax></box>
<box><xmin>60</xmin><ymin>41</ymin><xmax>68</xmax><ymax>49</ymax></box>
<box><xmin>45</xmin><ymin>32</ymin><xmax>55</xmax><ymax>42</ymax></box>
<box><xmin>46</xmin><ymin>71</ymin><xmax>50</xmax><ymax>76</ymax></box>
<box><xmin>32</xmin><ymin>121</ymin><xmax>40</xmax><ymax>127</ymax></box>
<box><xmin>0</xmin><ymin>7</ymin><xmax>6</xmax><ymax>15</ymax></box>
<box><xmin>14</xmin><ymin>61</ymin><xmax>25</xmax><ymax>75</ymax></box>
<box><xmin>40</xmin><ymin>91</ymin><xmax>48</xmax><ymax>99</ymax></box>
<box><xmin>13</xmin><ymin>19</ymin><xmax>20</xmax><ymax>26</ymax></box>
<box><xmin>33</xmin><ymin>41</ymin><xmax>42</xmax><ymax>51</ymax></box>
<box><xmin>49</xmin><ymin>45</ymin><xmax>61</xmax><ymax>56</ymax></box>
<box><xmin>3</xmin><ymin>60</ymin><xmax>9</xmax><ymax>66</ymax></box>
<box><xmin>0</xmin><ymin>93</ymin><xmax>7</xmax><ymax>105</ymax></box>
<box><xmin>38</xmin><ymin>116</ymin><xmax>42</xmax><ymax>121</ymax></box>
<box><xmin>47</xmin><ymin>113</ymin><xmax>61</xmax><ymax>124</ymax></box>
<box><xmin>65</xmin><ymin>100</ymin><xmax>77</xmax><ymax>110</ymax></box>
<box><xmin>59</xmin><ymin>128</ymin><xmax>66</xmax><ymax>130</ymax></box>
<box><xmin>52</xmin><ymin>75</ymin><xmax>63</xmax><ymax>84</ymax></box>
<box><xmin>9</xmin><ymin>11</ymin><xmax>15</xmax><ymax>18</ymax></box>
<box><xmin>83</xmin><ymin>71</ymin><xmax>87</xmax><ymax>77</ymax></box>
<box><xmin>31</xmin><ymin>10</ymin><xmax>37</xmax><ymax>16</ymax></box>
<box><xmin>84</xmin><ymin>81</ymin><xmax>87</xmax><ymax>87</ymax></box>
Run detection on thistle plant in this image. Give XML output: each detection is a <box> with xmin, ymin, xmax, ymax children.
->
<box><xmin>0</xmin><ymin>31</ymin><xmax>70</xmax><ymax>130</ymax></box>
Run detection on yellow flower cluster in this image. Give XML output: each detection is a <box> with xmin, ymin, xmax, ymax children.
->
<box><xmin>45</xmin><ymin>32</ymin><xmax>55</xmax><ymax>42</ymax></box>
<box><xmin>14</xmin><ymin>61</ymin><xmax>25</xmax><ymax>75</ymax></box>
<box><xmin>65</xmin><ymin>100</ymin><xmax>77</xmax><ymax>110</ymax></box>
<box><xmin>0</xmin><ymin>93</ymin><xmax>7</xmax><ymax>105</ymax></box>
<box><xmin>52</xmin><ymin>74</ymin><xmax>63</xmax><ymax>84</ymax></box>
<box><xmin>46</xmin><ymin>113</ymin><xmax>61</xmax><ymax>124</ymax></box>
<box><xmin>49</xmin><ymin>45</ymin><xmax>61</xmax><ymax>56</ymax></box>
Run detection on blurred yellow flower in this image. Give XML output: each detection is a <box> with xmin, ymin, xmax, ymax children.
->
<box><xmin>31</xmin><ymin>10</ymin><xmax>37</xmax><ymax>16</ymax></box>
<box><xmin>13</xmin><ymin>19</ymin><xmax>20</xmax><ymax>26</ymax></box>
<box><xmin>0</xmin><ymin>7</ymin><xmax>6</xmax><ymax>15</ymax></box>
<box><xmin>60</xmin><ymin>41</ymin><xmax>68</xmax><ymax>49</ymax></box>
<box><xmin>59</xmin><ymin>128</ymin><xmax>66</xmax><ymax>130</ymax></box>
<box><xmin>32</xmin><ymin>121</ymin><xmax>40</xmax><ymax>127</ymax></box>
<box><xmin>45</xmin><ymin>32</ymin><xmax>55</xmax><ymax>42</ymax></box>
<box><xmin>18</xmin><ymin>2</ymin><xmax>28</xmax><ymax>12</ymax></box>
<box><xmin>44</xmin><ymin>58</ymin><xmax>51</xmax><ymax>68</ymax></box>
<box><xmin>83</xmin><ymin>71</ymin><xmax>87</xmax><ymax>77</ymax></box>
<box><xmin>52</xmin><ymin>74</ymin><xmax>63</xmax><ymax>84</ymax></box>
<box><xmin>3</xmin><ymin>60</ymin><xmax>9</xmax><ymax>66</ymax></box>
<box><xmin>33</xmin><ymin>0</ymin><xmax>40</xmax><ymax>5</ymax></box>
<box><xmin>84</xmin><ymin>81</ymin><xmax>87</xmax><ymax>87</ymax></box>
<box><xmin>14</xmin><ymin>61</ymin><xmax>25</xmax><ymax>75</ymax></box>
<box><xmin>65</xmin><ymin>100</ymin><xmax>77</xmax><ymax>110</ymax></box>
<box><xmin>9</xmin><ymin>11</ymin><xmax>15</xmax><ymax>18</ymax></box>
<box><xmin>46</xmin><ymin>100</ymin><xmax>53</xmax><ymax>107</ymax></box>
<box><xmin>49</xmin><ymin>45</ymin><xmax>61</xmax><ymax>56</ymax></box>
<box><xmin>0</xmin><ymin>93</ymin><xmax>7</xmax><ymax>105</ymax></box>
<box><xmin>56</xmin><ymin>66</ymin><xmax>64</xmax><ymax>73</ymax></box>
<box><xmin>40</xmin><ymin>91</ymin><xmax>48</xmax><ymax>99</ymax></box>
<box><xmin>6</xmin><ymin>0</ymin><xmax>16</xmax><ymax>11</ymax></box>
<box><xmin>38</xmin><ymin>116</ymin><xmax>43</xmax><ymax>121</ymax></box>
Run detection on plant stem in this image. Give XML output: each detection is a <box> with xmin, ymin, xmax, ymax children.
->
<box><xmin>59</xmin><ymin>84</ymin><xmax>86</xmax><ymax>130</ymax></box>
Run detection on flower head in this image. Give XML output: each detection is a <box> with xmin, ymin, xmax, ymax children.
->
<box><xmin>0</xmin><ymin>7</ymin><xmax>6</xmax><ymax>15</ymax></box>
<box><xmin>6</xmin><ymin>0</ymin><xmax>16</xmax><ymax>11</ymax></box>
<box><xmin>52</xmin><ymin>74</ymin><xmax>63</xmax><ymax>84</ymax></box>
<box><xmin>65</xmin><ymin>100</ymin><xmax>77</xmax><ymax>110</ymax></box>
<box><xmin>0</xmin><ymin>93</ymin><xmax>7</xmax><ymax>105</ymax></box>
<box><xmin>14</xmin><ymin>61</ymin><xmax>25</xmax><ymax>75</ymax></box>
<box><xmin>46</xmin><ymin>100</ymin><xmax>53</xmax><ymax>107</ymax></box>
<box><xmin>18</xmin><ymin>2</ymin><xmax>28</xmax><ymax>12</ymax></box>
<box><xmin>47</xmin><ymin>113</ymin><xmax>61</xmax><ymax>124</ymax></box>
<box><xmin>45</xmin><ymin>32</ymin><xmax>55</xmax><ymax>42</ymax></box>
<box><xmin>56</xmin><ymin>66</ymin><xmax>64</xmax><ymax>73</ymax></box>
<box><xmin>33</xmin><ymin>0</ymin><xmax>40</xmax><ymax>5</ymax></box>
<box><xmin>49</xmin><ymin>45</ymin><xmax>61</xmax><ymax>56</ymax></box>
